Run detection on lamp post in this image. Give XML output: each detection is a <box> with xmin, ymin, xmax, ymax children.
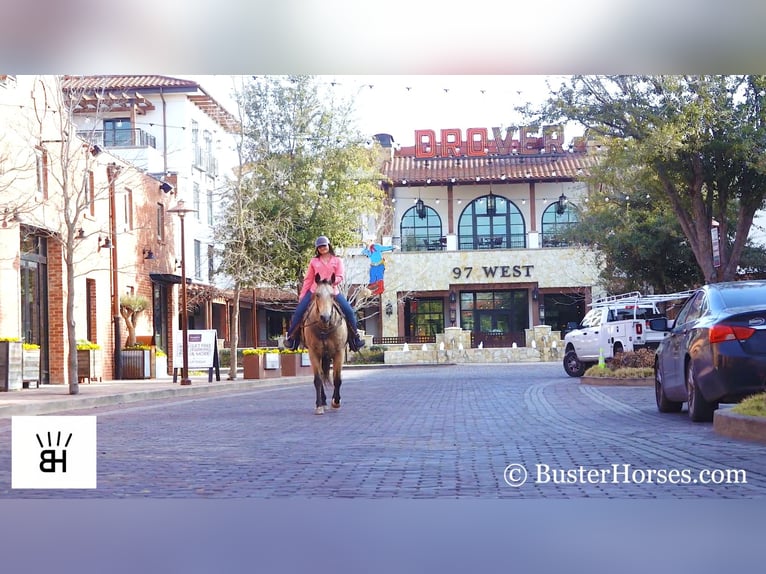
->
<box><xmin>168</xmin><ymin>200</ymin><xmax>197</xmax><ymax>385</ymax></box>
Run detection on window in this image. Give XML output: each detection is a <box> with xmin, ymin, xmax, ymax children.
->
<box><xmin>207</xmin><ymin>189</ymin><xmax>214</xmax><ymax>226</ymax></box>
<box><xmin>156</xmin><ymin>203</ymin><xmax>165</xmax><ymax>242</ymax></box>
<box><xmin>35</xmin><ymin>147</ymin><xmax>48</xmax><ymax>198</ymax></box>
<box><xmin>400</xmin><ymin>205</ymin><xmax>443</xmax><ymax>251</ymax></box>
<box><xmin>541</xmin><ymin>201</ymin><xmax>578</xmax><ymax>247</ymax></box>
<box><xmin>457</xmin><ymin>195</ymin><xmax>525</xmax><ymax>249</ymax></box>
<box><xmin>405</xmin><ymin>298</ymin><xmax>444</xmax><ymax>337</ymax></box>
<box><xmin>208</xmin><ymin>244</ymin><xmax>215</xmax><ymax>281</ymax></box>
<box><xmin>87</xmin><ymin>171</ymin><xmax>95</xmax><ymax>216</ymax></box>
<box><xmin>123</xmin><ymin>188</ymin><xmax>133</xmax><ymax>229</ymax></box>
<box><xmin>194</xmin><ymin>240</ymin><xmax>202</xmax><ymax>279</ymax></box>
<box><xmin>103</xmin><ymin>118</ymin><xmax>132</xmax><ymax>146</ymax></box>
<box><xmin>193</xmin><ymin>182</ymin><xmax>201</xmax><ymax>221</ymax></box>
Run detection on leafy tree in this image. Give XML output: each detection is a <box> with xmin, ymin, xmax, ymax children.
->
<box><xmin>236</xmin><ymin>76</ymin><xmax>384</xmax><ymax>290</ymax></box>
<box><xmin>529</xmin><ymin>75</ymin><xmax>766</xmax><ymax>283</ymax></box>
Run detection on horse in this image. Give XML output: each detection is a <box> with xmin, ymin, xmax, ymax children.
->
<box><xmin>300</xmin><ymin>273</ymin><xmax>348</xmax><ymax>415</ymax></box>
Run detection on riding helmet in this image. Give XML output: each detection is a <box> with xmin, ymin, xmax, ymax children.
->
<box><xmin>315</xmin><ymin>235</ymin><xmax>330</xmax><ymax>247</ymax></box>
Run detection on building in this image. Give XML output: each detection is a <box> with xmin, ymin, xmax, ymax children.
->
<box><xmin>60</xmin><ymin>75</ymin><xmax>259</xmax><ymax>354</ymax></box>
<box><xmin>346</xmin><ymin>124</ymin><xmax>603</xmax><ymax>347</ymax></box>
<box><xmin>1</xmin><ymin>75</ymin><xmax>176</xmax><ymax>384</ymax></box>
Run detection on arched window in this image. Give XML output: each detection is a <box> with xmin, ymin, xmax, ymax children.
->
<box><xmin>541</xmin><ymin>201</ymin><xmax>578</xmax><ymax>247</ymax></box>
<box><xmin>400</xmin><ymin>205</ymin><xmax>443</xmax><ymax>251</ymax></box>
<box><xmin>457</xmin><ymin>194</ymin><xmax>525</xmax><ymax>249</ymax></box>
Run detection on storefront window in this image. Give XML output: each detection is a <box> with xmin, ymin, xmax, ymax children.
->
<box><xmin>404</xmin><ymin>298</ymin><xmax>444</xmax><ymax>337</ymax></box>
<box><xmin>457</xmin><ymin>195</ymin><xmax>525</xmax><ymax>249</ymax></box>
<box><xmin>400</xmin><ymin>206</ymin><xmax>443</xmax><ymax>251</ymax></box>
<box><xmin>459</xmin><ymin>290</ymin><xmax>529</xmax><ymax>347</ymax></box>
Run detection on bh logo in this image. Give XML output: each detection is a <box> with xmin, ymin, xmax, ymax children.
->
<box><xmin>12</xmin><ymin>416</ymin><xmax>97</xmax><ymax>489</ymax></box>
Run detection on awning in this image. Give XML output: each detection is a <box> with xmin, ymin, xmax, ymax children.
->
<box><xmin>150</xmin><ymin>273</ymin><xmax>191</xmax><ymax>285</ymax></box>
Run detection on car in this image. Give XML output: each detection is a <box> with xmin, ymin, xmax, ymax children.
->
<box><xmin>652</xmin><ymin>280</ymin><xmax>766</xmax><ymax>422</ymax></box>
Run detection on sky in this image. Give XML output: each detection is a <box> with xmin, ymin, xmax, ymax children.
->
<box><xmin>187</xmin><ymin>74</ymin><xmax>584</xmax><ymax>148</ymax></box>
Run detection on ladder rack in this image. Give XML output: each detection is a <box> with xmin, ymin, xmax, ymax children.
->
<box><xmin>590</xmin><ymin>290</ymin><xmax>695</xmax><ymax>308</ymax></box>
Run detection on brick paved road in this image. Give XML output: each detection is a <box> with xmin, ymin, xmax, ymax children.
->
<box><xmin>2</xmin><ymin>363</ymin><xmax>765</xmax><ymax>498</ymax></box>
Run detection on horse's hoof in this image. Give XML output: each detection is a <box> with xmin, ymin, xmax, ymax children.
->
<box><xmin>314</xmin><ymin>406</ymin><xmax>325</xmax><ymax>415</ymax></box>
<box><xmin>331</xmin><ymin>400</ymin><xmax>340</xmax><ymax>409</ymax></box>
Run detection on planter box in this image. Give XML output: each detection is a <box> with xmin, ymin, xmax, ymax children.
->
<box><xmin>22</xmin><ymin>348</ymin><xmax>41</xmax><ymax>388</ymax></box>
<box><xmin>243</xmin><ymin>353</ymin><xmax>281</xmax><ymax>379</ymax></box>
<box><xmin>156</xmin><ymin>355</ymin><xmax>168</xmax><ymax>377</ymax></box>
<box><xmin>77</xmin><ymin>349</ymin><xmax>100</xmax><ymax>383</ymax></box>
<box><xmin>280</xmin><ymin>353</ymin><xmax>313</xmax><ymax>377</ymax></box>
<box><xmin>121</xmin><ymin>349</ymin><xmax>153</xmax><ymax>379</ymax></box>
<box><xmin>580</xmin><ymin>375</ymin><xmax>653</xmax><ymax>386</ymax></box>
<box><xmin>0</xmin><ymin>341</ymin><xmax>23</xmax><ymax>392</ymax></box>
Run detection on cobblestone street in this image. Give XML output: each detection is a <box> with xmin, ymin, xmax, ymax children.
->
<box><xmin>2</xmin><ymin>363</ymin><xmax>764</xmax><ymax>498</ymax></box>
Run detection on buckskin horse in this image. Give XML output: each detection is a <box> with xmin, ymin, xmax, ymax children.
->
<box><xmin>301</xmin><ymin>274</ymin><xmax>348</xmax><ymax>414</ymax></box>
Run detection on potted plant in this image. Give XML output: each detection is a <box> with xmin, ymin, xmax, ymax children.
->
<box><xmin>242</xmin><ymin>348</ymin><xmax>282</xmax><ymax>379</ymax></box>
<box><xmin>118</xmin><ymin>295</ymin><xmax>154</xmax><ymax>379</ymax></box>
<box><xmin>22</xmin><ymin>342</ymin><xmax>41</xmax><ymax>388</ymax></box>
<box><xmin>280</xmin><ymin>349</ymin><xmax>313</xmax><ymax>377</ymax></box>
<box><xmin>0</xmin><ymin>337</ymin><xmax>23</xmax><ymax>392</ymax></box>
<box><xmin>76</xmin><ymin>340</ymin><xmax>101</xmax><ymax>383</ymax></box>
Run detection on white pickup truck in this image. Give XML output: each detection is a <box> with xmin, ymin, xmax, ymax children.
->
<box><xmin>562</xmin><ymin>291</ymin><xmax>693</xmax><ymax>377</ymax></box>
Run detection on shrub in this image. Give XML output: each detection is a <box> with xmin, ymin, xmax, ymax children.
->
<box><xmin>347</xmin><ymin>345</ymin><xmax>385</xmax><ymax>364</ymax></box>
<box><xmin>608</xmin><ymin>348</ymin><xmax>656</xmax><ymax>370</ymax></box>
<box><xmin>585</xmin><ymin>365</ymin><xmax>653</xmax><ymax>378</ymax></box>
<box><xmin>732</xmin><ymin>393</ymin><xmax>766</xmax><ymax>417</ymax></box>
<box><xmin>22</xmin><ymin>343</ymin><xmax>40</xmax><ymax>351</ymax></box>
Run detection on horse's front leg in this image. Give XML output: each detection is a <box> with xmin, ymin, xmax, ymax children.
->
<box><xmin>331</xmin><ymin>352</ymin><xmax>342</xmax><ymax>409</ymax></box>
<box><xmin>313</xmin><ymin>365</ymin><xmax>325</xmax><ymax>414</ymax></box>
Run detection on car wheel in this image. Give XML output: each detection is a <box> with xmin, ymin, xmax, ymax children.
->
<box><xmin>686</xmin><ymin>362</ymin><xmax>715</xmax><ymax>422</ymax></box>
<box><xmin>655</xmin><ymin>359</ymin><xmax>682</xmax><ymax>413</ymax></box>
<box><xmin>613</xmin><ymin>342</ymin><xmax>623</xmax><ymax>356</ymax></box>
<box><xmin>563</xmin><ymin>350</ymin><xmax>586</xmax><ymax>377</ymax></box>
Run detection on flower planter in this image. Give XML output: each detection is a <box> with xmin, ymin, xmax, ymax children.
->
<box><xmin>77</xmin><ymin>349</ymin><xmax>100</xmax><ymax>383</ymax></box>
<box><xmin>0</xmin><ymin>341</ymin><xmax>23</xmax><ymax>392</ymax></box>
<box><xmin>22</xmin><ymin>348</ymin><xmax>41</xmax><ymax>388</ymax></box>
<box><xmin>121</xmin><ymin>349</ymin><xmax>153</xmax><ymax>379</ymax></box>
<box><xmin>243</xmin><ymin>353</ymin><xmax>281</xmax><ymax>379</ymax></box>
<box><xmin>280</xmin><ymin>352</ymin><xmax>313</xmax><ymax>377</ymax></box>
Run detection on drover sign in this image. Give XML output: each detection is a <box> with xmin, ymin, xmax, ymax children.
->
<box><xmin>414</xmin><ymin>125</ymin><xmax>568</xmax><ymax>158</ymax></box>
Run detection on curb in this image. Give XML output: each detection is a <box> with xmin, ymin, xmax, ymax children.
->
<box><xmin>713</xmin><ymin>408</ymin><xmax>766</xmax><ymax>445</ymax></box>
<box><xmin>0</xmin><ymin>377</ymin><xmax>310</xmax><ymax>418</ymax></box>
<box><xmin>580</xmin><ymin>376</ymin><xmax>653</xmax><ymax>387</ymax></box>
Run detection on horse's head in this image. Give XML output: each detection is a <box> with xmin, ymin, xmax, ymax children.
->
<box><xmin>313</xmin><ymin>273</ymin><xmax>336</xmax><ymax>324</ymax></box>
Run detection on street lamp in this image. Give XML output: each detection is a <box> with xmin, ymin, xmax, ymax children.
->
<box><xmin>168</xmin><ymin>200</ymin><xmax>197</xmax><ymax>385</ymax></box>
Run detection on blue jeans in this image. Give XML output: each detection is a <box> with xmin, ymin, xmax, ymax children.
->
<box><xmin>288</xmin><ymin>292</ymin><xmax>357</xmax><ymax>335</ymax></box>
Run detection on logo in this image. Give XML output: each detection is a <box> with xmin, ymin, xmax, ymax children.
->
<box><xmin>12</xmin><ymin>416</ymin><xmax>97</xmax><ymax>489</ymax></box>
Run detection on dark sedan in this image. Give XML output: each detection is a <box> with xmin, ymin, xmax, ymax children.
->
<box><xmin>653</xmin><ymin>280</ymin><xmax>766</xmax><ymax>422</ymax></box>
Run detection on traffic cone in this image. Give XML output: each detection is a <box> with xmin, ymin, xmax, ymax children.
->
<box><xmin>598</xmin><ymin>348</ymin><xmax>606</xmax><ymax>369</ymax></box>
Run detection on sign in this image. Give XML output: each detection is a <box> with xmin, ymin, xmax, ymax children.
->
<box><xmin>414</xmin><ymin>125</ymin><xmax>573</xmax><ymax>159</ymax></box>
<box><xmin>711</xmin><ymin>226</ymin><xmax>721</xmax><ymax>268</ymax></box>
<box><xmin>173</xmin><ymin>329</ymin><xmax>218</xmax><ymax>369</ymax></box>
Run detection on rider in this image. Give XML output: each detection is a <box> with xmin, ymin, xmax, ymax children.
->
<box><xmin>284</xmin><ymin>235</ymin><xmax>366</xmax><ymax>352</ymax></box>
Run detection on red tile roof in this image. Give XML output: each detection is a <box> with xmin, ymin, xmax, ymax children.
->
<box><xmin>382</xmin><ymin>150</ymin><xmax>595</xmax><ymax>185</ymax></box>
<box><xmin>61</xmin><ymin>75</ymin><xmax>201</xmax><ymax>91</ymax></box>
<box><xmin>61</xmin><ymin>75</ymin><xmax>240</xmax><ymax>133</ymax></box>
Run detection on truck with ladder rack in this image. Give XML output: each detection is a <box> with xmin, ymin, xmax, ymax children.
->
<box><xmin>562</xmin><ymin>290</ymin><xmax>694</xmax><ymax>377</ymax></box>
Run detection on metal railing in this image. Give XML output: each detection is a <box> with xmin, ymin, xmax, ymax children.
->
<box><xmin>77</xmin><ymin>128</ymin><xmax>156</xmax><ymax>149</ymax></box>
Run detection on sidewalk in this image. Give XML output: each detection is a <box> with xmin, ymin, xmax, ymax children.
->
<box><xmin>0</xmin><ymin>373</ymin><xmax>311</xmax><ymax>418</ymax></box>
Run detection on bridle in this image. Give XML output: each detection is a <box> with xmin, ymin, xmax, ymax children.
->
<box><xmin>303</xmin><ymin>287</ymin><xmax>343</xmax><ymax>338</ymax></box>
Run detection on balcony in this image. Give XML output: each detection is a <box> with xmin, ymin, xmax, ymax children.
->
<box><xmin>78</xmin><ymin>128</ymin><xmax>156</xmax><ymax>149</ymax></box>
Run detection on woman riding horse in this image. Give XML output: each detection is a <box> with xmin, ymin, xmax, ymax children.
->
<box><xmin>285</xmin><ymin>235</ymin><xmax>365</xmax><ymax>352</ymax></box>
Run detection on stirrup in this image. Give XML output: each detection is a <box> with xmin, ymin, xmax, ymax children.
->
<box><xmin>286</xmin><ymin>335</ymin><xmax>300</xmax><ymax>351</ymax></box>
<box><xmin>349</xmin><ymin>334</ymin><xmax>365</xmax><ymax>352</ymax></box>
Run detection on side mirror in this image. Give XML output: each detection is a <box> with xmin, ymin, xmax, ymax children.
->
<box><xmin>648</xmin><ymin>317</ymin><xmax>669</xmax><ymax>331</ymax></box>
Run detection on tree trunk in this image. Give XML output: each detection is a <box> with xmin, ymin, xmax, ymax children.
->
<box><xmin>229</xmin><ymin>284</ymin><xmax>241</xmax><ymax>380</ymax></box>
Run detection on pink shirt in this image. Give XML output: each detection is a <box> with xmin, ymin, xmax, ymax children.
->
<box><xmin>299</xmin><ymin>254</ymin><xmax>344</xmax><ymax>300</ymax></box>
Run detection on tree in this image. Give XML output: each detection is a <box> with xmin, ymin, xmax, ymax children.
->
<box><xmin>237</xmin><ymin>76</ymin><xmax>384</xmax><ymax>290</ymax></box>
<box><xmin>529</xmin><ymin>75</ymin><xmax>766</xmax><ymax>283</ymax></box>
<box><xmin>119</xmin><ymin>294</ymin><xmax>149</xmax><ymax>348</ymax></box>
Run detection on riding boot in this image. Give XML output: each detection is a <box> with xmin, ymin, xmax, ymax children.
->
<box><xmin>285</xmin><ymin>331</ymin><xmax>301</xmax><ymax>351</ymax></box>
<box><xmin>348</xmin><ymin>329</ymin><xmax>365</xmax><ymax>352</ymax></box>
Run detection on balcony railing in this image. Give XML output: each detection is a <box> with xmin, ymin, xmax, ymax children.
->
<box><xmin>77</xmin><ymin>128</ymin><xmax>156</xmax><ymax>149</ymax></box>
